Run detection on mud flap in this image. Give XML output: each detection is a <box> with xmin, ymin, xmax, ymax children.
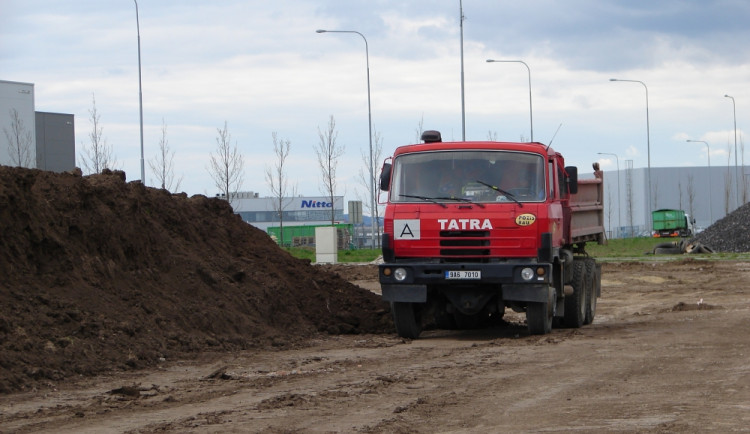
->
<box><xmin>502</xmin><ymin>284</ymin><xmax>549</xmax><ymax>303</ymax></box>
<box><xmin>381</xmin><ymin>284</ymin><xmax>427</xmax><ymax>303</ymax></box>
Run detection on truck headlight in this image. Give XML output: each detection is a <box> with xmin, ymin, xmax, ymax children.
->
<box><xmin>521</xmin><ymin>267</ymin><xmax>535</xmax><ymax>281</ymax></box>
<box><xmin>394</xmin><ymin>267</ymin><xmax>408</xmax><ymax>281</ymax></box>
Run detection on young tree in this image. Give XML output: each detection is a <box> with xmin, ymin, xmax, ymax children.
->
<box><xmin>3</xmin><ymin>108</ymin><xmax>33</xmax><ymax>167</ymax></box>
<box><xmin>148</xmin><ymin>119</ymin><xmax>183</xmax><ymax>191</ymax></box>
<box><xmin>414</xmin><ymin>114</ymin><xmax>424</xmax><ymax>143</ymax></box>
<box><xmin>741</xmin><ymin>135</ymin><xmax>747</xmax><ymax>204</ymax></box>
<box><xmin>357</xmin><ymin>129</ymin><xmax>383</xmax><ymax>247</ymax></box>
<box><xmin>208</xmin><ymin>121</ymin><xmax>244</xmax><ymax>205</ymax></box>
<box><xmin>265</xmin><ymin>132</ymin><xmax>296</xmax><ymax>246</ymax></box>
<box><xmin>80</xmin><ymin>94</ymin><xmax>117</xmax><ymax>174</ymax></box>
<box><xmin>315</xmin><ymin>115</ymin><xmax>345</xmax><ymax>225</ymax></box>
<box><xmin>724</xmin><ymin>143</ymin><xmax>733</xmax><ymax>214</ymax></box>
<box><xmin>687</xmin><ymin>174</ymin><xmax>696</xmax><ymax>220</ymax></box>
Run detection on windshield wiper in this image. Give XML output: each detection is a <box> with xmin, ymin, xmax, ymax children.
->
<box><xmin>474</xmin><ymin>180</ymin><xmax>523</xmax><ymax>207</ymax></box>
<box><xmin>399</xmin><ymin>194</ymin><xmax>447</xmax><ymax>208</ymax></box>
<box><xmin>433</xmin><ymin>196</ymin><xmax>486</xmax><ymax>208</ymax></box>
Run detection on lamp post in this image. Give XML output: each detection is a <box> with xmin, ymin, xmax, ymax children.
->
<box><xmin>133</xmin><ymin>0</ymin><xmax>144</xmax><ymax>183</ymax></box>
<box><xmin>609</xmin><ymin>78</ymin><xmax>652</xmax><ymax>226</ymax></box>
<box><xmin>724</xmin><ymin>94</ymin><xmax>739</xmax><ymax>208</ymax></box>
<box><xmin>486</xmin><ymin>59</ymin><xmax>533</xmax><ymax>142</ymax></box>
<box><xmin>316</xmin><ymin>29</ymin><xmax>376</xmax><ymax>248</ymax></box>
<box><xmin>686</xmin><ymin>140</ymin><xmax>713</xmax><ymax>225</ymax></box>
<box><xmin>459</xmin><ymin>0</ymin><xmax>466</xmax><ymax>140</ymax></box>
<box><xmin>597</xmin><ymin>152</ymin><xmax>621</xmax><ymax>237</ymax></box>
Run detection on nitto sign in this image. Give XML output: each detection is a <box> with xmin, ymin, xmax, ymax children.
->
<box><xmin>301</xmin><ymin>200</ymin><xmax>333</xmax><ymax>208</ymax></box>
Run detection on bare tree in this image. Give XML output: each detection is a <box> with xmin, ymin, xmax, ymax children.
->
<box><xmin>742</xmin><ymin>135</ymin><xmax>747</xmax><ymax>204</ymax></box>
<box><xmin>357</xmin><ymin>129</ymin><xmax>383</xmax><ymax>247</ymax></box>
<box><xmin>677</xmin><ymin>179</ymin><xmax>683</xmax><ymax>210</ymax></box>
<box><xmin>605</xmin><ymin>188</ymin><xmax>614</xmax><ymax>239</ymax></box>
<box><xmin>687</xmin><ymin>174</ymin><xmax>695</xmax><ymax>219</ymax></box>
<box><xmin>652</xmin><ymin>178</ymin><xmax>659</xmax><ymax>211</ymax></box>
<box><xmin>724</xmin><ymin>143</ymin><xmax>733</xmax><ymax>214</ymax></box>
<box><xmin>414</xmin><ymin>115</ymin><xmax>424</xmax><ymax>143</ymax></box>
<box><xmin>265</xmin><ymin>132</ymin><xmax>297</xmax><ymax>246</ymax></box>
<box><xmin>487</xmin><ymin>130</ymin><xmax>498</xmax><ymax>141</ymax></box>
<box><xmin>80</xmin><ymin>94</ymin><xmax>117</xmax><ymax>174</ymax></box>
<box><xmin>315</xmin><ymin>115</ymin><xmax>345</xmax><ymax>225</ymax></box>
<box><xmin>3</xmin><ymin>108</ymin><xmax>33</xmax><ymax>167</ymax></box>
<box><xmin>148</xmin><ymin>119</ymin><xmax>182</xmax><ymax>191</ymax></box>
<box><xmin>208</xmin><ymin>121</ymin><xmax>244</xmax><ymax>205</ymax></box>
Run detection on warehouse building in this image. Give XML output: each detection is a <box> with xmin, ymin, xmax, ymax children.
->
<box><xmin>598</xmin><ymin>164</ymin><xmax>749</xmax><ymax>238</ymax></box>
<box><xmin>1</xmin><ymin>80</ymin><xmax>75</xmax><ymax>172</ymax></box>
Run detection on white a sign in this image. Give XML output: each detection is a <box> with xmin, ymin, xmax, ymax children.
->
<box><xmin>394</xmin><ymin>219</ymin><xmax>421</xmax><ymax>240</ymax></box>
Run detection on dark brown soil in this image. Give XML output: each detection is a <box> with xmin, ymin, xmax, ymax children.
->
<box><xmin>0</xmin><ymin>166</ymin><xmax>391</xmax><ymax>394</ymax></box>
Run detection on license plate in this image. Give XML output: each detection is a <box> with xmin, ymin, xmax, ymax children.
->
<box><xmin>445</xmin><ymin>270</ymin><xmax>481</xmax><ymax>280</ymax></box>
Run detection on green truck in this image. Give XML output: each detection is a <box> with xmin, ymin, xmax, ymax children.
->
<box><xmin>652</xmin><ymin>209</ymin><xmax>696</xmax><ymax>238</ymax></box>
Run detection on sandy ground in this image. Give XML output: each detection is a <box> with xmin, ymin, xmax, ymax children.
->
<box><xmin>2</xmin><ymin>258</ymin><xmax>750</xmax><ymax>433</ymax></box>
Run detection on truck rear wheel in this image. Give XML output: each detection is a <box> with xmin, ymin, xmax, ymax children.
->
<box><xmin>526</xmin><ymin>286</ymin><xmax>555</xmax><ymax>335</ymax></box>
<box><xmin>584</xmin><ymin>258</ymin><xmax>598</xmax><ymax>325</ymax></box>
<box><xmin>564</xmin><ymin>259</ymin><xmax>587</xmax><ymax>328</ymax></box>
<box><xmin>391</xmin><ymin>302</ymin><xmax>422</xmax><ymax>339</ymax></box>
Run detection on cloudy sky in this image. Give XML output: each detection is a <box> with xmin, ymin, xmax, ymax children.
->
<box><xmin>1</xmin><ymin>0</ymin><xmax>748</xmax><ymax>208</ymax></box>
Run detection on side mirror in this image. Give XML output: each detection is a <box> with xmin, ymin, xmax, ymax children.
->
<box><xmin>565</xmin><ymin>166</ymin><xmax>578</xmax><ymax>194</ymax></box>
<box><xmin>380</xmin><ymin>163</ymin><xmax>392</xmax><ymax>191</ymax></box>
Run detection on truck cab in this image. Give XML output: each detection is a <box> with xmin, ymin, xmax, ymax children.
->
<box><xmin>378</xmin><ymin>131</ymin><xmax>604</xmax><ymax>338</ymax></box>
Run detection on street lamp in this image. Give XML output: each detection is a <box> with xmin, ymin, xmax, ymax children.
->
<box><xmin>486</xmin><ymin>59</ymin><xmax>533</xmax><ymax>142</ymax></box>
<box><xmin>597</xmin><ymin>152</ymin><xmax>621</xmax><ymax>237</ymax></box>
<box><xmin>609</xmin><ymin>78</ymin><xmax>652</xmax><ymax>226</ymax></box>
<box><xmin>317</xmin><ymin>29</ymin><xmax>376</xmax><ymax>249</ymax></box>
<box><xmin>686</xmin><ymin>139</ymin><xmax>713</xmax><ymax>225</ymax></box>
<box><xmin>133</xmin><ymin>0</ymin><xmax>145</xmax><ymax>183</ymax></box>
<box><xmin>724</xmin><ymin>94</ymin><xmax>739</xmax><ymax>208</ymax></box>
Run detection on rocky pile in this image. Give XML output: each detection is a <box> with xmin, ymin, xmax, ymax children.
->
<box><xmin>0</xmin><ymin>166</ymin><xmax>391</xmax><ymax>393</ymax></box>
<box><xmin>690</xmin><ymin>202</ymin><xmax>750</xmax><ymax>252</ymax></box>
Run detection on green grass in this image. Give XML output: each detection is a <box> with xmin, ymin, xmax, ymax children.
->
<box><xmin>283</xmin><ymin>238</ymin><xmax>750</xmax><ymax>262</ymax></box>
<box><xmin>587</xmin><ymin>237</ymin><xmax>669</xmax><ymax>258</ymax></box>
<box><xmin>284</xmin><ymin>246</ymin><xmax>382</xmax><ymax>263</ymax></box>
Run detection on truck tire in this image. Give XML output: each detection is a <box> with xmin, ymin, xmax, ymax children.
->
<box><xmin>584</xmin><ymin>258</ymin><xmax>598</xmax><ymax>325</ymax></box>
<box><xmin>391</xmin><ymin>302</ymin><xmax>422</xmax><ymax>339</ymax></box>
<box><xmin>564</xmin><ymin>259</ymin><xmax>587</xmax><ymax>328</ymax></box>
<box><xmin>527</xmin><ymin>286</ymin><xmax>555</xmax><ymax>335</ymax></box>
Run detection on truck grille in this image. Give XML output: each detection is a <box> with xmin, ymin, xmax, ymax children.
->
<box><xmin>439</xmin><ymin>230</ymin><xmax>490</xmax><ymax>257</ymax></box>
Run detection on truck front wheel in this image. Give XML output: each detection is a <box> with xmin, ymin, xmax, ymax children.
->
<box><xmin>526</xmin><ymin>286</ymin><xmax>555</xmax><ymax>335</ymax></box>
<box><xmin>391</xmin><ymin>302</ymin><xmax>422</xmax><ymax>339</ymax></box>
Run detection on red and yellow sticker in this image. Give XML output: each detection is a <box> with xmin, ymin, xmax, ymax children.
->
<box><xmin>515</xmin><ymin>213</ymin><xmax>536</xmax><ymax>226</ymax></box>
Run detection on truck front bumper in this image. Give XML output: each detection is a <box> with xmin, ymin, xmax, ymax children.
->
<box><xmin>379</xmin><ymin>261</ymin><xmax>552</xmax><ymax>304</ymax></box>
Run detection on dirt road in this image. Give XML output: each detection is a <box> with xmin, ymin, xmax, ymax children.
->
<box><xmin>2</xmin><ymin>258</ymin><xmax>749</xmax><ymax>433</ymax></box>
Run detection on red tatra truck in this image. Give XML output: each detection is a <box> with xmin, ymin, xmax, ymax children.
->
<box><xmin>378</xmin><ymin>130</ymin><xmax>605</xmax><ymax>338</ymax></box>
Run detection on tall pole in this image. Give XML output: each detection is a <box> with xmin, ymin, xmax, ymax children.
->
<box><xmin>610</xmin><ymin>78</ymin><xmax>652</xmax><ymax>229</ymax></box>
<box><xmin>459</xmin><ymin>0</ymin><xmax>466</xmax><ymax>140</ymax></box>
<box><xmin>134</xmin><ymin>0</ymin><xmax>145</xmax><ymax>183</ymax></box>
<box><xmin>686</xmin><ymin>139</ymin><xmax>713</xmax><ymax>225</ymax></box>
<box><xmin>598</xmin><ymin>152</ymin><xmax>621</xmax><ymax>237</ymax></box>
<box><xmin>316</xmin><ymin>29</ymin><xmax>376</xmax><ymax>248</ymax></box>
<box><xmin>724</xmin><ymin>94</ymin><xmax>739</xmax><ymax>208</ymax></box>
<box><xmin>486</xmin><ymin>59</ymin><xmax>533</xmax><ymax>142</ymax></box>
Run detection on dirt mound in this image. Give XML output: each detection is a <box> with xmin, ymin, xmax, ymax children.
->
<box><xmin>690</xmin><ymin>202</ymin><xmax>750</xmax><ymax>252</ymax></box>
<box><xmin>0</xmin><ymin>166</ymin><xmax>391</xmax><ymax>393</ymax></box>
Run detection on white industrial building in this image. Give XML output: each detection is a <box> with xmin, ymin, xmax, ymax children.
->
<box><xmin>598</xmin><ymin>165</ymin><xmax>748</xmax><ymax>238</ymax></box>
<box><xmin>1</xmin><ymin>80</ymin><xmax>75</xmax><ymax>172</ymax></box>
<box><xmin>228</xmin><ymin>192</ymin><xmax>345</xmax><ymax>232</ymax></box>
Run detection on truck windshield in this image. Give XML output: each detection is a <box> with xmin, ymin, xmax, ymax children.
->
<box><xmin>390</xmin><ymin>150</ymin><xmax>546</xmax><ymax>203</ymax></box>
